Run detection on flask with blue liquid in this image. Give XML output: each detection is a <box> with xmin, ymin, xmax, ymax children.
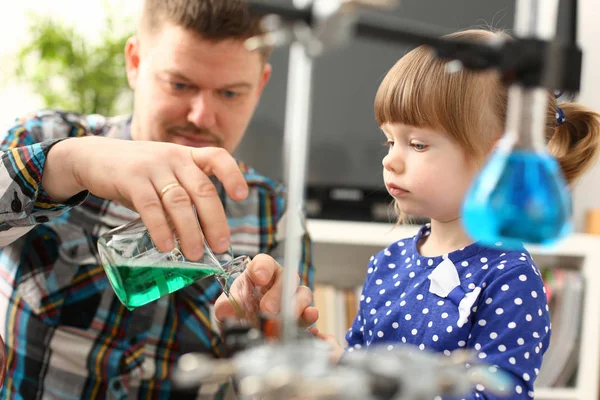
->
<box><xmin>462</xmin><ymin>86</ymin><xmax>572</xmax><ymax>249</ymax></box>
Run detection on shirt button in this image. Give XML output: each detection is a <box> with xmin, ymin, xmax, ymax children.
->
<box><xmin>35</xmin><ymin>216</ymin><xmax>50</xmax><ymax>223</ymax></box>
<box><xmin>11</xmin><ymin>197</ymin><xmax>22</xmax><ymax>212</ymax></box>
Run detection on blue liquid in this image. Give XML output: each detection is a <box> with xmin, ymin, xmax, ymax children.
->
<box><xmin>462</xmin><ymin>150</ymin><xmax>571</xmax><ymax>249</ymax></box>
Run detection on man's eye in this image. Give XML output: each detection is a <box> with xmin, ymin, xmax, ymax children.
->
<box><xmin>221</xmin><ymin>90</ymin><xmax>240</xmax><ymax>99</ymax></box>
<box><xmin>171</xmin><ymin>82</ymin><xmax>189</xmax><ymax>91</ymax></box>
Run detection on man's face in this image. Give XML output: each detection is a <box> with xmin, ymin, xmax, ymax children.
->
<box><xmin>125</xmin><ymin>22</ymin><xmax>271</xmax><ymax>153</ymax></box>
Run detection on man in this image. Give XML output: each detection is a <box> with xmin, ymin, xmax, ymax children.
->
<box><xmin>0</xmin><ymin>0</ymin><xmax>316</xmax><ymax>398</ymax></box>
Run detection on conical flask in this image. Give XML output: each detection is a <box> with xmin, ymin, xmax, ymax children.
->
<box><xmin>462</xmin><ymin>86</ymin><xmax>572</xmax><ymax>249</ymax></box>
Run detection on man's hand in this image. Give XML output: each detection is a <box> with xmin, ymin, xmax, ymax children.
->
<box><xmin>214</xmin><ymin>254</ymin><xmax>318</xmax><ymax>328</ymax></box>
<box><xmin>42</xmin><ymin>136</ymin><xmax>249</xmax><ymax>260</ymax></box>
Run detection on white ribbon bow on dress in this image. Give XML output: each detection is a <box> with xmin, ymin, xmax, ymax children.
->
<box><xmin>428</xmin><ymin>258</ymin><xmax>481</xmax><ymax>328</ymax></box>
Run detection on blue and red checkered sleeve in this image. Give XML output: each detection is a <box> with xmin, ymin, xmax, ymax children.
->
<box><xmin>0</xmin><ymin>111</ymin><xmax>92</xmax><ymax>245</ymax></box>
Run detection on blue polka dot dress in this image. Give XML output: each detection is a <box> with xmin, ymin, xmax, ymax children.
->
<box><xmin>345</xmin><ymin>225</ymin><xmax>551</xmax><ymax>399</ymax></box>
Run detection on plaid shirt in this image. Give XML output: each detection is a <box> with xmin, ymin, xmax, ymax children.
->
<box><xmin>0</xmin><ymin>110</ymin><xmax>313</xmax><ymax>399</ymax></box>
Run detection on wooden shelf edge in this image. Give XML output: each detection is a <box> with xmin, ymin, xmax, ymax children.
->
<box><xmin>534</xmin><ymin>387</ymin><xmax>580</xmax><ymax>400</ymax></box>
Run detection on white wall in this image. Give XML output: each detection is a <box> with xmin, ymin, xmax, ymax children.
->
<box><xmin>572</xmin><ymin>0</ymin><xmax>600</xmax><ymax>230</ymax></box>
<box><xmin>0</xmin><ymin>0</ymin><xmax>141</xmax><ymax>129</ymax></box>
<box><xmin>0</xmin><ymin>0</ymin><xmax>599</xmax><ymax>231</ymax></box>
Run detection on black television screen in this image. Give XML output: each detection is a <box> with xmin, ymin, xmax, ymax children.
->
<box><xmin>236</xmin><ymin>0</ymin><xmax>519</xmax><ymax>222</ymax></box>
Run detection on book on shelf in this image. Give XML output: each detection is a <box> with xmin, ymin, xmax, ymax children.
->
<box><xmin>537</xmin><ymin>267</ymin><xmax>583</xmax><ymax>387</ymax></box>
<box><xmin>313</xmin><ymin>283</ymin><xmax>362</xmax><ymax>346</ymax></box>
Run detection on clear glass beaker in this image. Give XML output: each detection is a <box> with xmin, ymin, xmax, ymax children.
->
<box><xmin>97</xmin><ymin>219</ymin><xmax>259</xmax><ymax>319</ymax></box>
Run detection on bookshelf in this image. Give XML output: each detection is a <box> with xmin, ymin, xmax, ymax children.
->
<box><xmin>307</xmin><ymin>219</ymin><xmax>600</xmax><ymax>400</ymax></box>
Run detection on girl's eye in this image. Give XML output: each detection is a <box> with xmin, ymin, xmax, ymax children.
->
<box><xmin>383</xmin><ymin>140</ymin><xmax>394</xmax><ymax>148</ymax></box>
<box><xmin>410</xmin><ymin>142</ymin><xmax>428</xmax><ymax>151</ymax></box>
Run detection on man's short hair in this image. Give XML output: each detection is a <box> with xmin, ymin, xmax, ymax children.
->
<box><xmin>140</xmin><ymin>0</ymin><xmax>272</xmax><ymax>59</ymax></box>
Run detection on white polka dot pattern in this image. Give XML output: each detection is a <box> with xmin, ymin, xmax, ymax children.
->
<box><xmin>345</xmin><ymin>225</ymin><xmax>551</xmax><ymax>399</ymax></box>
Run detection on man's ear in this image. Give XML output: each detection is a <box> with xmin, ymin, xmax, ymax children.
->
<box><xmin>256</xmin><ymin>63</ymin><xmax>272</xmax><ymax>98</ymax></box>
<box><xmin>125</xmin><ymin>36</ymin><xmax>141</xmax><ymax>90</ymax></box>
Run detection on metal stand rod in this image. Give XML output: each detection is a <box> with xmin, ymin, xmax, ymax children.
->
<box><xmin>508</xmin><ymin>0</ymin><xmax>560</xmax><ymax>152</ymax></box>
<box><xmin>280</xmin><ymin>39</ymin><xmax>314</xmax><ymax>343</ymax></box>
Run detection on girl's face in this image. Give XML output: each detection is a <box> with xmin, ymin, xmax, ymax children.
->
<box><xmin>381</xmin><ymin>123</ymin><xmax>480</xmax><ymax>222</ymax></box>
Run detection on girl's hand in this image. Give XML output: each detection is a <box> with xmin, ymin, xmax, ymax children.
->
<box><xmin>309</xmin><ymin>327</ymin><xmax>345</xmax><ymax>364</ymax></box>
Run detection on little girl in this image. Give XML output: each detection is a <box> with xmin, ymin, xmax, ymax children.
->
<box><xmin>316</xmin><ymin>29</ymin><xmax>600</xmax><ymax>399</ymax></box>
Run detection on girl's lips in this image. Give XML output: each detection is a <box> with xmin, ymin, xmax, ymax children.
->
<box><xmin>386</xmin><ymin>183</ymin><xmax>409</xmax><ymax>197</ymax></box>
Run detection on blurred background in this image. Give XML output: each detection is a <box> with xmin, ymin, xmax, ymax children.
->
<box><xmin>1</xmin><ymin>0</ymin><xmax>599</xmax><ymax>231</ymax></box>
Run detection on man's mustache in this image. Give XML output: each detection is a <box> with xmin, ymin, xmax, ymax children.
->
<box><xmin>167</xmin><ymin>126</ymin><xmax>222</xmax><ymax>144</ymax></box>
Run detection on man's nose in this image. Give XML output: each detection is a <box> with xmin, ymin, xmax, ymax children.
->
<box><xmin>188</xmin><ymin>92</ymin><xmax>217</xmax><ymax>128</ymax></box>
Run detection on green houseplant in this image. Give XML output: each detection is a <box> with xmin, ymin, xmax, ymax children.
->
<box><xmin>14</xmin><ymin>9</ymin><xmax>133</xmax><ymax>116</ymax></box>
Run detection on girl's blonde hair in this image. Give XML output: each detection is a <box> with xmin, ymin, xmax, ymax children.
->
<box><xmin>374</xmin><ymin>29</ymin><xmax>600</xmax><ymax>186</ymax></box>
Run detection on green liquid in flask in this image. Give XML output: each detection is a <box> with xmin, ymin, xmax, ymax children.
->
<box><xmin>105</xmin><ymin>260</ymin><xmax>225</xmax><ymax>310</ymax></box>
